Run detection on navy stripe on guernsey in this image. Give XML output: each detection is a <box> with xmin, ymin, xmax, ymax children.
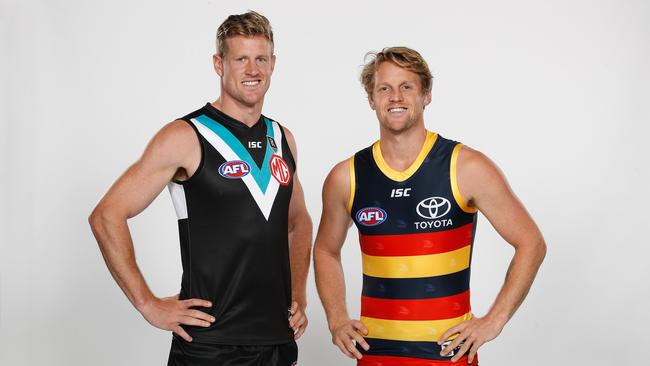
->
<box><xmin>362</xmin><ymin>268</ymin><xmax>470</xmax><ymax>299</ymax></box>
<box><xmin>166</xmin><ymin>103</ymin><xmax>295</xmax><ymax>346</ymax></box>
<box><xmin>350</xmin><ymin>131</ymin><xmax>478</xmax><ymax>365</ymax></box>
<box><xmin>358</xmin><ymin>339</ymin><xmax>462</xmax><ymax>362</ymax></box>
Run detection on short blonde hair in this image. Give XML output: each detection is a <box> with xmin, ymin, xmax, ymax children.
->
<box><xmin>216</xmin><ymin>10</ymin><xmax>274</xmax><ymax>57</ymax></box>
<box><xmin>360</xmin><ymin>47</ymin><xmax>433</xmax><ymax>96</ymax></box>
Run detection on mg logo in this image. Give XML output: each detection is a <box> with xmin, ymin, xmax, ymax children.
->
<box><xmin>416</xmin><ymin>197</ymin><xmax>451</xmax><ymax>220</ymax></box>
<box><xmin>270</xmin><ymin>154</ymin><xmax>291</xmax><ymax>186</ymax></box>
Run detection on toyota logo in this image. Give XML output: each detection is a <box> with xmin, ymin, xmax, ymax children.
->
<box><xmin>416</xmin><ymin>197</ymin><xmax>451</xmax><ymax>219</ymax></box>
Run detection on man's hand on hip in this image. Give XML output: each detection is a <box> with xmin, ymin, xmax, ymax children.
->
<box><xmin>138</xmin><ymin>294</ymin><xmax>214</xmax><ymax>342</ymax></box>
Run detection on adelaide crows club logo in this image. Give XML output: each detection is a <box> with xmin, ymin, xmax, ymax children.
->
<box><xmin>218</xmin><ymin>160</ymin><xmax>251</xmax><ymax>179</ymax></box>
<box><xmin>356</xmin><ymin>207</ymin><xmax>388</xmax><ymax>226</ymax></box>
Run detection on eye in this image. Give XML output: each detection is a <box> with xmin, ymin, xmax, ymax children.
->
<box><xmin>402</xmin><ymin>84</ymin><xmax>412</xmax><ymax>90</ymax></box>
<box><xmin>256</xmin><ymin>57</ymin><xmax>267</xmax><ymax>64</ymax></box>
<box><xmin>236</xmin><ymin>57</ymin><xmax>246</xmax><ymax>63</ymax></box>
<box><xmin>378</xmin><ymin>86</ymin><xmax>389</xmax><ymax>92</ymax></box>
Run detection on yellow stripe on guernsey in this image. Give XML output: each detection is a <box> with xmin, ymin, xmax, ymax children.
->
<box><xmin>347</xmin><ymin>157</ymin><xmax>355</xmax><ymax>214</ymax></box>
<box><xmin>373</xmin><ymin>131</ymin><xmax>438</xmax><ymax>182</ymax></box>
<box><xmin>361</xmin><ymin>312</ymin><xmax>473</xmax><ymax>342</ymax></box>
<box><xmin>450</xmin><ymin>144</ymin><xmax>478</xmax><ymax>213</ymax></box>
<box><xmin>362</xmin><ymin>245</ymin><xmax>471</xmax><ymax>278</ymax></box>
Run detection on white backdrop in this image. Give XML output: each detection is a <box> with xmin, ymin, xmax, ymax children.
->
<box><xmin>2</xmin><ymin>0</ymin><xmax>649</xmax><ymax>365</ymax></box>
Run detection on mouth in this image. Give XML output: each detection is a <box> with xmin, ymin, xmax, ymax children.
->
<box><xmin>242</xmin><ymin>80</ymin><xmax>262</xmax><ymax>88</ymax></box>
<box><xmin>388</xmin><ymin>107</ymin><xmax>407</xmax><ymax>113</ymax></box>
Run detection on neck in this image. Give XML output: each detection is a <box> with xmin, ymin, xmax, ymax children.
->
<box><xmin>378</xmin><ymin>123</ymin><xmax>428</xmax><ymax>171</ymax></box>
<box><xmin>212</xmin><ymin>95</ymin><xmax>263</xmax><ymax>127</ymax></box>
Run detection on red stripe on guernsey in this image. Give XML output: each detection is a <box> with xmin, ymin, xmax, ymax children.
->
<box><xmin>361</xmin><ymin>291</ymin><xmax>470</xmax><ymax>320</ymax></box>
<box><xmin>360</xmin><ymin>224</ymin><xmax>473</xmax><ymax>256</ymax></box>
<box><xmin>358</xmin><ymin>354</ymin><xmax>477</xmax><ymax>366</ymax></box>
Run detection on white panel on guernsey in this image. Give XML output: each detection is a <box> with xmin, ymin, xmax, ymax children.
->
<box><xmin>167</xmin><ymin>182</ymin><xmax>188</xmax><ymax>219</ymax></box>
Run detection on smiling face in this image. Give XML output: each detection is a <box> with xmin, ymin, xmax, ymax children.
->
<box><xmin>213</xmin><ymin>35</ymin><xmax>275</xmax><ymax>109</ymax></box>
<box><xmin>369</xmin><ymin>61</ymin><xmax>432</xmax><ymax>134</ymax></box>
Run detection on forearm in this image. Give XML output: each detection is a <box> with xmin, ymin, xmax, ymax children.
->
<box><xmin>288</xmin><ymin>216</ymin><xmax>312</xmax><ymax>307</ymax></box>
<box><xmin>89</xmin><ymin>210</ymin><xmax>154</xmax><ymax>311</ymax></box>
<box><xmin>485</xmin><ymin>239</ymin><xmax>546</xmax><ymax>326</ymax></box>
<box><xmin>314</xmin><ymin>247</ymin><xmax>350</xmax><ymax>331</ymax></box>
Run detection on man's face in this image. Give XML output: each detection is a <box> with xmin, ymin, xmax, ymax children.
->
<box><xmin>213</xmin><ymin>35</ymin><xmax>275</xmax><ymax>108</ymax></box>
<box><xmin>369</xmin><ymin>61</ymin><xmax>432</xmax><ymax>133</ymax></box>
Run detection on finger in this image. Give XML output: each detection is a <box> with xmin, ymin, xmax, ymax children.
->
<box><xmin>290</xmin><ymin>312</ymin><xmax>306</xmax><ymax>329</ymax></box>
<box><xmin>174</xmin><ymin>293</ymin><xmax>180</xmax><ymax>300</ymax></box>
<box><xmin>183</xmin><ymin>298</ymin><xmax>212</xmax><ymax>308</ymax></box>
<box><xmin>451</xmin><ymin>337</ymin><xmax>473</xmax><ymax>362</ymax></box>
<box><xmin>351</xmin><ymin>320</ymin><xmax>369</xmax><ymax>336</ymax></box>
<box><xmin>350</xmin><ymin>331</ymin><xmax>370</xmax><ymax>351</ymax></box>
<box><xmin>179</xmin><ymin>316</ymin><xmax>211</xmax><ymax>328</ymax></box>
<box><xmin>441</xmin><ymin>333</ymin><xmax>466</xmax><ymax>356</ymax></box>
<box><xmin>294</xmin><ymin>324</ymin><xmax>306</xmax><ymax>340</ymax></box>
<box><xmin>290</xmin><ymin>301</ymin><xmax>298</xmax><ymax>315</ymax></box>
<box><xmin>334</xmin><ymin>339</ymin><xmax>355</xmax><ymax>359</ymax></box>
<box><xmin>439</xmin><ymin>323</ymin><xmax>464</xmax><ymax>344</ymax></box>
<box><xmin>346</xmin><ymin>339</ymin><xmax>363</xmax><ymax>359</ymax></box>
<box><xmin>173</xmin><ymin>326</ymin><xmax>192</xmax><ymax>342</ymax></box>
<box><xmin>468</xmin><ymin>341</ymin><xmax>480</xmax><ymax>364</ymax></box>
<box><xmin>186</xmin><ymin>309</ymin><xmax>216</xmax><ymax>323</ymax></box>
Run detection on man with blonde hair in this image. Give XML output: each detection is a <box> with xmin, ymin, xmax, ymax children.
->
<box><xmin>90</xmin><ymin>11</ymin><xmax>311</xmax><ymax>365</ymax></box>
<box><xmin>314</xmin><ymin>47</ymin><xmax>546</xmax><ymax>365</ymax></box>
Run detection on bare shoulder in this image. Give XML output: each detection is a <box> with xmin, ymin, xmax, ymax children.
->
<box><xmin>456</xmin><ymin>144</ymin><xmax>510</xmax><ymax>204</ymax></box>
<box><xmin>141</xmin><ymin>119</ymin><xmax>199</xmax><ymax>170</ymax></box>
<box><xmin>323</xmin><ymin>158</ymin><xmax>352</xmax><ymax>203</ymax></box>
<box><xmin>279</xmin><ymin>124</ymin><xmax>299</xmax><ymax>158</ymax></box>
<box><xmin>457</xmin><ymin>145</ymin><xmax>504</xmax><ymax>182</ymax></box>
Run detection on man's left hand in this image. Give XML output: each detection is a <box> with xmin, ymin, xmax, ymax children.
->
<box><xmin>438</xmin><ymin>315</ymin><xmax>505</xmax><ymax>364</ymax></box>
<box><xmin>289</xmin><ymin>301</ymin><xmax>308</xmax><ymax>340</ymax></box>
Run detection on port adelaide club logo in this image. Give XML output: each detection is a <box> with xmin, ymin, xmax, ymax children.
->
<box><xmin>415</xmin><ymin>196</ymin><xmax>453</xmax><ymax>229</ymax></box>
<box><xmin>219</xmin><ymin>160</ymin><xmax>251</xmax><ymax>179</ymax></box>
<box><xmin>356</xmin><ymin>207</ymin><xmax>388</xmax><ymax>226</ymax></box>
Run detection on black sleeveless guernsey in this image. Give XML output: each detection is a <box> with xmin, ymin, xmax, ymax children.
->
<box><xmin>350</xmin><ymin>131</ymin><xmax>479</xmax><ymax>366</ymax></box>
<box><xmin>167</xmin><ymin>103</ymin><xmax>295</xmax><ymax>345</ymax></box>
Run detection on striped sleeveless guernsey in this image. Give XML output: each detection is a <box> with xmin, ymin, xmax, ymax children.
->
<box><xmin>350</xmin><ymin>131</ymin><xmax>479</xmax><ymax>366</ymax></box>
<box><xmin>167</xmin><ymin>104</ymin><xmax>295</xmax><ymax>345</ymax></box>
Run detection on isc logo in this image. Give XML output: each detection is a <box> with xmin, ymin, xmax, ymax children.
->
<box><xmin>218</xmin><ymin>160</ymin><xmax>251</xmax><ymax>179</ymax></box>
<box><xmin>356</xmin><ymin>207</ymin><xmax>388</xmax><ymax>226</ymax></box>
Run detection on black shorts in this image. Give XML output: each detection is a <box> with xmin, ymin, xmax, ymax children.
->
<box><xmin>167</xmin><ymin>337</ymin><xmax>298</xmax><ymax>366</ymax></box>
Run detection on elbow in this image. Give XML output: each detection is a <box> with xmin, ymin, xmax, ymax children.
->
<box><xmin>534</xmin><ymin>238</ymin><xmax>547</xmax><ymax>265</ymax></box>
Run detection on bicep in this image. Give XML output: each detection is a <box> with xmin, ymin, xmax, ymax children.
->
<box><xmin>458</xmin><ymin>149</ymin><xmax>542</xmax><ymax>249</ymax></box>
<box><xmin>95</xmin><ymin>121</ymin><xmax>196</xmax><ymax>219</ymax></box>
<box><xmin>315</xmin><ymin>162</ymin><xmax>353</xmax><ymax>255</ymax></box>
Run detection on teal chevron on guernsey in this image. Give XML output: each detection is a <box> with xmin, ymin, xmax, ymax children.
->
<box><xmin>191</xmin><ymin>114</ymin><xmax>284</xmax><ymax>220</ymax></box>
<box><xmin>194</xmin><ymin>114</ymin><xmax>275</xmax><ymax>192</ymax></box>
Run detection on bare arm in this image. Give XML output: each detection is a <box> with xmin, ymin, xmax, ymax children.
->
<box><xmin>89</xmin><ymin>120</ymin><xmax>213</xmax><ymax>342</ymax></box>
<box><xmin>283</xmin><ymin>127</ymin><xmax>313</xmax><ymax>339</ymax></box>
<box><xmin>440</xmin><ymin>146</ymin><xmax>547</xmax><ymax>363</ymax></box>
<box><xmin>314</xmin><ymin>160</ymin><xmax>369</xmax><ymax>359</ymax></box>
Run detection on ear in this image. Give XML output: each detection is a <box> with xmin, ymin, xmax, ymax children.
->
<box><xmin>213</xmin><ymin>53</ymin><xmax>224</xmax><ymax>77</ymax></box>
<box><xmin>423</xmin><ymin>91</ymin><xmax>432</xmax><ymax>109</ymax></box>
<box><xmin>368</xmin><ymin>96</ymin><xmax>376</xmax><ymax>111</ymax></box>
<box><xmin>270</xmin><ymin>54</ymin><xmax>276</xmax><ymax>73</ymax></box>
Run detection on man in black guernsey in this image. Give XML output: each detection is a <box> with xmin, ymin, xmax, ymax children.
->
<box><xmin>89</xmin><ymin>11</ymin><xmax>312</xmax><ymax>365</ymax></box>
<box><xmin>314</xmin><ymin>47</ymin><xmax>547</xmax><ymax>365</ymax></box>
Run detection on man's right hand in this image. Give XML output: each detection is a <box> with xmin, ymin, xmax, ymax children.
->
<box><xmin>330</xmin><ymin>319</ymin><xmax>370</xmax><ymax>359</ymax></box>
<box><xmin>138</xmin><ymin>294</ymin><xmax>214</xmax><ymax>342</ymax></box>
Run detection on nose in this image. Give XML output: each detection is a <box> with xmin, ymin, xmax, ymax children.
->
<box><xmin>389</xmin><ymin>89</ymin><xmax>403</xmax><ymax>102</ymax></box>
<box><xmin>245</xmin><ymin>60</ymin><xmax>260</xmax><ymax>76</ymax></box>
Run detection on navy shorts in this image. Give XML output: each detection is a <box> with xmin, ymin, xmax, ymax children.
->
<box><xmin>167</xmin><ymin>337</ymin><xmax>298</xmax><ymax>366</ymax></box>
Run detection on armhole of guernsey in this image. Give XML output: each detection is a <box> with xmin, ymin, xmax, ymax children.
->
<box><xmin>347</xmin><ymin>156</ymin><xmax>355</xmax><ymax>215</ymax></box>
<box><xmin>451</xmin><ymin>144</ymin><xmax>478</xmax><ymax>213</ymax></box>
<box><xmin>173</xmin><ymin>118</ymin><xmax>205</xmax><ymax>186</ymax></box>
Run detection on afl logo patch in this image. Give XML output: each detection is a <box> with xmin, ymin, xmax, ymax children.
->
<box><xmin>416</xmin><ymin>196</ymin><xmax>451</xmax><ymax>219</ymax></box>
<box><xmin>270</xmin><ymin>154</ymin><xmax>291</xmax><ymax>185</ymax></box>
<box><xmin>356</xmin><ymin>207</ymin><xmax>388</xmax><ymax>226</ymax></box>
<box><xmin>218</xmin><ymin>160</ymin><xmax>250</xmax><ymax>179</ymax></box>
